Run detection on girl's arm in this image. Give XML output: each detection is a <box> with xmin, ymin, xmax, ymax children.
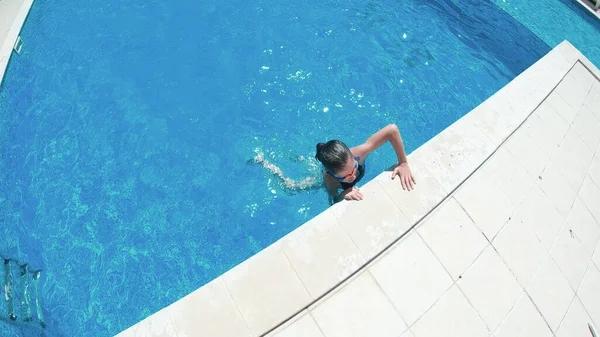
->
<box><xmin>351</xmin><ymin>124</ymin><xmax>416</xmax><ymax>190</ymax></box>
<box><xmin>351</xmin><ymin>124</ymin><xmax>407</xmax><ymax>163</ymax></box>
<box><xmin>323</xmin><ymin>172</ymin><xmax>340</xmax><ymax>198</ymax></box>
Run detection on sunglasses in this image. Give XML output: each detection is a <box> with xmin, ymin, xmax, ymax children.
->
<box><xmin>327</xmin><ymin>157</ymin><xmax>359</xmax><ymax>182</ymax></box>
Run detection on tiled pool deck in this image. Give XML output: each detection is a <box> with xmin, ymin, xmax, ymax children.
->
<box><xmin>112</xmin><ymin>41</ymin><xmax>600</xmax><ymax>337</ymax></box>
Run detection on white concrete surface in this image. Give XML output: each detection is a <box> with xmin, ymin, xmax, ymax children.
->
<box><xmin>0</xmin><ymin>0</ymin><xmax>33</xmax><ymax>87</ymax></box>
<box><xmin>115</xmin><ymin>41</ymin><xmax>600</xmax><ymax>337</ymax></box>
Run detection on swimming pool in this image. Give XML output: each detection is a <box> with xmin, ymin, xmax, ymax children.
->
<box><xmin>0</xmin><ymin>0</ymin><xmax>595</xmax><ymax>335</ymax></box>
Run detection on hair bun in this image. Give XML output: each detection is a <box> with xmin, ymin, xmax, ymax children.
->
<box><xmin>315</xmin><ymin>142</ymin><xmax>325</xmax><ymax>160</ymax></box>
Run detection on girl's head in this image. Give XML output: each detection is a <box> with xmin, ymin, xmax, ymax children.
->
<box><xmin>315</xmin><ymin>140</ymin><xmax>358</xmax><ymax>182</ymax></box>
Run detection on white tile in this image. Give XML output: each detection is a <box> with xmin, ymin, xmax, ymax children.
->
<box><xmin>411</xmin><ymin>286</ymin><xmax>489</xmax><ymax>337</ymax></box>
<box><xmin>595</xmin><ymin>244</ymin><xmax>600</xmax><ymax>270</ymax></box>
<box><xmin>400</xmin><ymin>330</ymin><xmax>415</xmax><ymax>337</ymax></box>
<box><xmin>537</xmin><ymin>164</ymin><xmax>578</xmax><ymax>217</ymax></box>
<box><xmin>500</xmin><ymin>64</ymin><xmax>550</xmax><ymax>120</ymax></box>
<box><xmin>555</xmin><ymin>41</ymin><xmax>581</xmax><ymax>65</ymax></box>
<box><xmin>526</xmin><ymin>257</ymin><xmax>575</xmax><ymax>332</ymax></box>
<box><xmin>510</xmin><ymin>184</ymin><xmax>565</xmax><ymax>251</ymax></box>
<box><xmin>577</xmin><ymin>264</ymin><xmax>600</xmax><ymax>327</ymax></box>
<box><xmin>563</xmin><ymin>198</ymin><xmax>600</xmax><ymax>256</ymax></box>
<box><xmin>369</xmin><ymin>233</ymin><xmax>453</xmax><ymax>326</ymax></box>
<box><xmin>579</xmin><ymin>57</ymin><xmax>600</xmax><ymax>80</ymax></box>
<box><xmin>554</xmin><ymin>63</ymin><xmax>596</xmax><ymax>115</ymax></box>
<box><xmin>465</xmin><ymin>97</ymin><xmax>519</xmax><ymax>146</ymax></box>
<box><xmin>458</xmin><ymin>247</ymin><xmax>523</xmax><ymax>331</ymax></box>
<box><xmin>521</xmin><ymin>113</ymin><xmax>563</xmax><ymax>161</ymax></box>
<box><xmin>330</xmin><ymin>180</ymin><xmax>411</xmax><ymax>260</ymax></box>
<box><xmin>311</xmin><ymin>272</ymin><xmax>407</xmax><ymax>337</ymax></box>
<box><xmin>223</xmin><ymin>243</ymin><xmax>311</xmax><ymax>336</ymax></box>
<box><xmin>281</xmin><ymin>210</ymin><xmax>365</xmax><ymax>297</ymax></box>
<box><xmin>455</xmin><ymin>169</ymin><xmax>514</xmax><ymax>241</ymax></box>
<box><xmin>584</xmin><ymin>81</ymin><xmax>600</xmax><ymax>120</ymax></box>
<box><xmin>492</xmin><ymin>295</ymin><xmax>552</xmax><ymax>337</ymax></box>
<box><xmin>168</xmin><ymin>278</ymin><xmax>251</xmax><ymax>337</ymax></box>
<box><xmin>115</xmin><ymin>328</ymin><xmax>136</xmax><ymax>337</ymax></box>
<box><xmin>572</xmin><ymin>105</ymin><xmax>600</xmax><ymax>152</ymax></box>
<box><xmin>436</xmin><ymin>117</ymin><xmax>496</xmax><ymax>167</ymax></box>
<box><xmin>534</xmin><ymin>100</ymin><xmax>570</xmax><ymax>140</ymax></box>
<box><xmin>418</xmin><ymin>198</ymin><xmax>488</xmax><ymax>280</ymax></box>
<box><xmin>493</xmin><ymin>216</ymin><xmax>548</xmax><ymax>288</ymax></box>
<box><xmin>133</xmin><ymin>309</ymin><xmax>178</xmax><ymax>337</ymax></box>
<box><xmin>556</xmin><ymin>297</ymin><xmax>594</xmax><ymax>337</ymax></box>
<box><xmin>375</xmin><ymin>156</ymin><xmax>447</xmax><ymax>224</ymax></box>
<box><xmin>411</xmin><ymin>132</ymin><xmax>477</xmax><ymax>194</ymax></box>
<box><xmin>267</xmin><ymin>313</ymin><xmax>324</xmax><ymax>337</ymax></box>
<box><xmin>589</xmin><ymin>156</ymin><xmax>600</xmax><ymax>188</ymax></box>
<box><xmin>413</xmin><ymin>117</ymin><xmax>495</xmax><ymax>193</ymax></box>
<box><xmin>551</xmin><ymin>224</ymin><xmax>593</xmax><ymax>291</ymax></box>
<box><xmin>505</xmin><ymin>127</ymin><xmax>552</xmax><ymax>178</ymax></box>
<box><xmin>483</xmin><ymin>147</ymin><xmax>536</xmax><ymax>206</ymax></box>
<box><xmin>553</xmin><ymin>129</ymin><xmax>594</xmax><ymax>192</ymax></box>
<box><xmin>579</xmin><ymin>176</ymin><xmax>600</xmax><ymax>225</ymax></box>
<box><xmin>538</xmin><ymin>41</ymin><xmax>576</xmax><ymax>78</ymax></box>
<box><xmin>509</xmin><ymin>91</ymin><xmax>546</xmax><ymax>122</ymax></box>
<box><xmin>546</xmin><ymin>90</ymin><xmax>578</xmax><ymax>125</ymax></box>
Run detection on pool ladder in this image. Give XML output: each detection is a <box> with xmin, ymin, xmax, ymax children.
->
<box><xmin>2</xmin><ymin>258</ymin><xmax>45</xmax><ymax>329</ymax></box>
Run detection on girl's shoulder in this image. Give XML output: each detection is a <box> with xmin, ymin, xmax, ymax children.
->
<box><xmin>350</xmin><ymin>144</ymin><xmax>369</xmax><ymax>164</ymax></box>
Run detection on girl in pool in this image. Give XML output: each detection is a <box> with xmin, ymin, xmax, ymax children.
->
<box><xmin>253</xmin><ymin>124</ymin><xmax>415</xmax><ymax>203</ymax></box>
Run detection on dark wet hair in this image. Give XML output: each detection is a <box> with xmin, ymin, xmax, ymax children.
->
<box><xmin>315</xmin><ymin>140</ymin><xmax>352</xmax><ymax>173</ymax></box>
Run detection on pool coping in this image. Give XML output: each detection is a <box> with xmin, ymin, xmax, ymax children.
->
<box><xmin>575</xmin><ymin>0</ymin><xmax>600</xmax><ymax>20</ymax></box>
<box><xmin>114</xmin><ymin>40</ymin><xmax>599</xmax><ymax>337</ymax></box>
<box><xmin>0</xmin><ymin>0</ymin><xmax>34</xmax><ymax>88</ymax></box>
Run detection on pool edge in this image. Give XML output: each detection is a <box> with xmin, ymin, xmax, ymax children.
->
<box><xmin>0</xmin><ymin>0</ymin><xmax>34</xmax><ymax>89</ymax></box>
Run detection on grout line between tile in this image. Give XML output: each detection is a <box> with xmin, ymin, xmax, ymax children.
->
<box><xmin>404</xmin><ymin>280</ymin><xmax>455</xmax><ymax>330</ymax></box>
<box><xmin>366</xmin><ymin>269</ymin><xmax>411</xmax><ymax>334</ymax></box>
<box><xmin>522</xmin><ymin>288</ymin><xmax>556</xmax><ymax>335</ymax></box>
<box><xmin>453</xmin><ymin>273</ymin><xmax>495</xmax><ymax>333</ymax></box>
<box><xmin>377</xmin><ymin>230</ymin><xmax>458</xmax><ymax>328</ymax></box>
<box><xmin>487</xmin><ymin>291</ymin><xmax>530</xmax><ymax>336</ymax></box>
<box><xmin>579</xmin><ymin>172</ymin><xmax>600</xmax><ymax>227</ymax></box>
<box><xmin>278</xmin><ymin>228</ymin><xmax>332</xmax><ymax>299</ymax></box>
<box><xmin>167</xmin><ymin>313</ymin><xmax>181</xmax><ymax>337</ymax></box>
<box><xmin>488</xmin><ymin>223</ymin><xmax>563</xmax><ymax>333</ymax></box>
<box><xmin>307</xmin><ymin>311</ymin><xmax>328</xmax><ymax>337</ymax></box>
<box><xmin>220</xmin><ymin>276</ymin><xmax>255</xmax><ymax>336</ymax></box>
<box><xmin>554</xmin><ymin>292</ymin><xmax>580</xmax><ymax>336</ymax></box>
<box><xmin>573</xmin><ymin>261</ymin><xmax>600</xmax><ymax>330</ymax></box>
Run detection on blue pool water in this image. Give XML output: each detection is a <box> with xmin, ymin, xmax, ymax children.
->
<box><xmin>491</xmin><ymin>0</ymin><xmax>600</xmax><ymax>65</ymax></box>
<box><xmin>0</xmin><ymin>0</ymin><xmax>595</xmax><ymax>335</ymax></box>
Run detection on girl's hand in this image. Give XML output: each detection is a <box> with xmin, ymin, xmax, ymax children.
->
<box><xmin>392</xmin><ymin>163</ymin><xmax>416</xmax><ymax>191</ymax></box>
<box><xmin>342</xmin><ymin>186</ymin><xmax>363</xmax><ymax>201</ymax></box>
